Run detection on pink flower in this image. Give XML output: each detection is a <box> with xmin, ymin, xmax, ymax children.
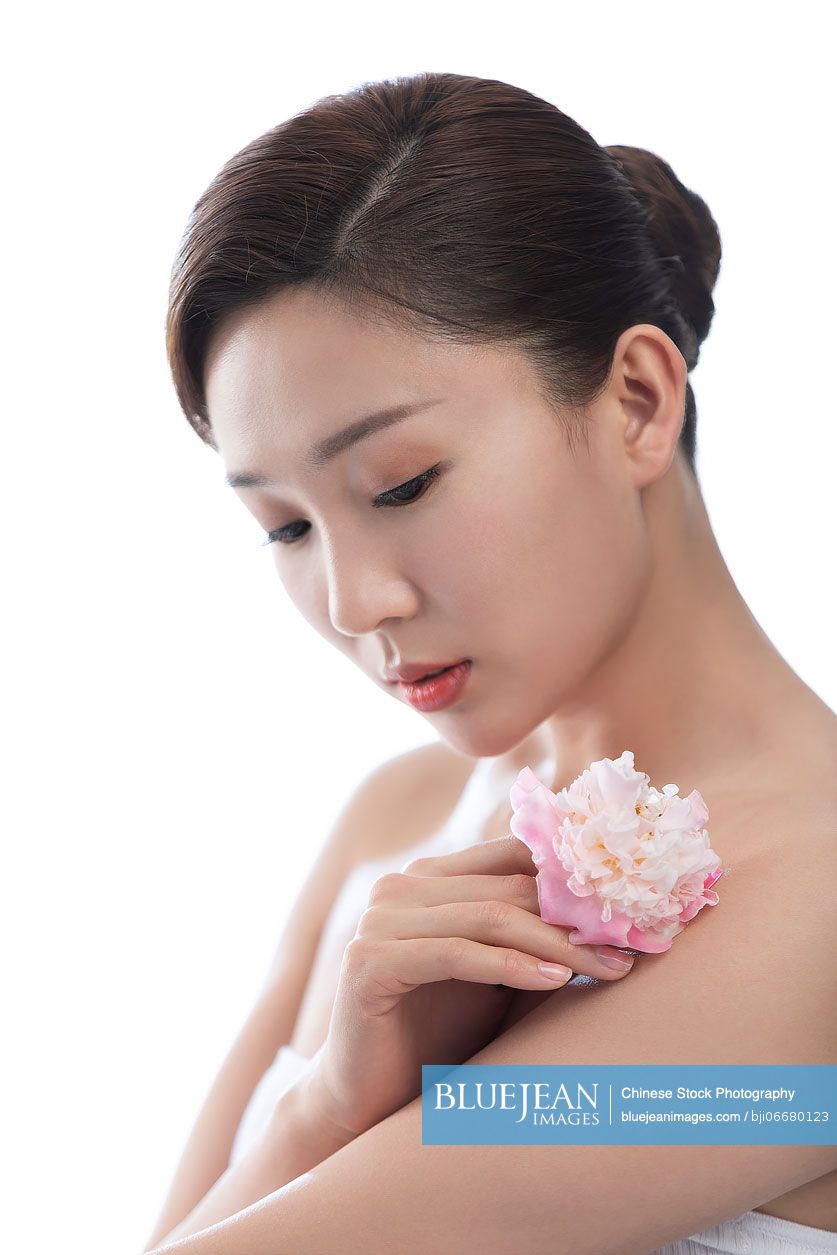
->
<box><xmin>508</xmin><ymin>750</ymin><xmax>728</xmax><ymax>954</ymax></box>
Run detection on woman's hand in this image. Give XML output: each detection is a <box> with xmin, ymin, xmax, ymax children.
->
<box><xmin>298</xmin><ymin>835</ymin><xmax>637</xmax><ymax>1142</ymax></box>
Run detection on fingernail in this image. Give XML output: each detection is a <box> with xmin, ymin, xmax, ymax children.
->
<box><xmin>537</xmin><ymin>962</ymin><xmax>573</xmax><ymax>982</ymax></box>
<box><xmin>595</xmin><ymin>948</ymin><xmax>634</xmax><ymax>971</ymax></box>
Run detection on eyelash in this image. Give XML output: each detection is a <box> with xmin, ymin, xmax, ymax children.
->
<box><xmin>261</xmin><ymin>463</ymin><xmax>444</xmax><ymax>547</ymax></box>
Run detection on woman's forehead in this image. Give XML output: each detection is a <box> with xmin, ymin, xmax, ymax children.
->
<box><xmin>204</xmin><ymin>294</ymin><xmax>544</xmax><ymax>466</ymax></box>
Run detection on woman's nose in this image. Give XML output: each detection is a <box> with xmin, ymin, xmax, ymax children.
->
<box><xmin>325</xmin><ymin>544</ymin><xmax>420</xmax><ymax>638</ymax></box>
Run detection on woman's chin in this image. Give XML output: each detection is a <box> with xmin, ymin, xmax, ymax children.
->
<box><xmin>436</xmin><ymin>719</ymin><xmax>542</xmax><ymax>763</ymax></box>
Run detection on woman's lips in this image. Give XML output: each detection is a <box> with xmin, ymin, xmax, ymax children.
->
<box><xmin>397</xmin><ymin>660</ymin><xmax>473</xmax><ymax>712</ymax></box>
<box><xmin>382</xmin><ymin>658</ymin><xmax>469</xmax><ymax>683</ymax></box>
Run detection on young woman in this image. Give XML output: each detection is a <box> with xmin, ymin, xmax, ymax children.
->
<box><xmin>143</xmin><ymin>71</ymin><xmax>837</xmax><ymax>1253</ymax></box>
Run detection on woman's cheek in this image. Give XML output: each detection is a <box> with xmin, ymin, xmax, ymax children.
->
<box><xmin>273</xmin><ymin>551</ymin><xmax>330</xmax><ymax>635</ymax></box>
<box><xmin>414</xmin><ymin>503</ymin><xmax>503</xmax><ymax>609</ymax></box>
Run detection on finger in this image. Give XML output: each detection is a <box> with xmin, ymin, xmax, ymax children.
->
<box><xmin>369</xmin><ymin>870</ymin><xmax>540</xmax><ymax>916</ymax></box>
<box><xmin>358</xmin><ymin>902</ymin><xmax>636</xmax><ymax>982</ymax></box>
<box><xmin>400</xmin><ymin>834</ymin><xmax>537</xmax><ymax>878</ymax></box>
<box><xmin>352</xmin><ymin>935</ymin><xmax>575</xmax><ymax>997</ymax></box>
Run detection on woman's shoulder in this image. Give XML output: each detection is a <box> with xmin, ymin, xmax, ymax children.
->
<box><xmin>358</xmin><ymin>742</ymin><xmax>477</xmax><ymax>863</ymax></box>
<box><xmin>726</xmin><ymin>725</ymin><xmax>836</xmax><ymax>868</ymax></box>
<box><xmin>707</xmin><ymin>737</ymin><xmax>837</xmax><ymax>983</ymax></box>
<box><xmin>704</xmin><ymin>694</ymin><xmax>834</xmax><ymax>851</ymax></box>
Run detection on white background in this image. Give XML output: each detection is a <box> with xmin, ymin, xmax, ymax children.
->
<box><xmin>2</xmin><ymin>6</ymin><xmax>834</xmax><ymax>1252</ymax></box>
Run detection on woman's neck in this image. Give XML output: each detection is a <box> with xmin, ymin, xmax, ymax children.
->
<box><xmin>511</xmin><ymin>457</ymin><xmax>818</xmax><ymax>797</ymax></box>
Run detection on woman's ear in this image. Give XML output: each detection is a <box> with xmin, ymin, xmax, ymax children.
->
<box><xmin>614</xmin><ymin>323</ymin><xmax>688</xmax><ymax>489</ymax></box>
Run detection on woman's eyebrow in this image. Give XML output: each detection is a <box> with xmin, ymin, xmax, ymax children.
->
<box><xmin>224</xmin><ymin>397</ymin><xmax>446</xmax><ymax>489</ymax></box>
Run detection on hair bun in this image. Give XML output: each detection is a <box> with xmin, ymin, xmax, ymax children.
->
<box><xmin>605</xmin><ymin>144</ymin><xmax>722</xmax><ymax>357</ymax></box>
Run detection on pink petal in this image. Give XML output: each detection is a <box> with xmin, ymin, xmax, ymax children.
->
<box><xmin>591</xmin><ymin>754</ymin><xmax>644</xmax><ymax>812</ymax></box>
<box><xmin>537</xmin><ymin>865</ymin><xmax>632</xmax><ymax>946</ymax></box>
<box><xmin>625</xmin><ymin>921</ymin><xmax>678</xmax><ymax>953</ymax></box>
<box><xmin>508</xmin><ymin>769</ymin><xmax>566</xmax><ymax>868</ymax></box>
<box><xmin>688</xmin><ymin>789</ymin><xmax>710</xmax><ymax>828</ymax></box>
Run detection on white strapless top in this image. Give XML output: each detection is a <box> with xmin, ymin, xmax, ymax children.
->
<box><xmin>229</xmin><ymin>757</ymin><xmax>837</xmax><ymax>1252</ymax></box>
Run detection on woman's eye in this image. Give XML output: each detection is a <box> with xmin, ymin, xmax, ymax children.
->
<box><xmin>261</xmin><ymin>463</ymin><xmax>443</xmax><ymax>547</ymax></box>
<box><xmin>372</xmin><ymin>463</ymin><xmax>442</xmax><ymax>509</ymax></box>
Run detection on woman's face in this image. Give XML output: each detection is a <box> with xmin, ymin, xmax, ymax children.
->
<box><xmin>204</xmin><ymin>287</ymin><xmax>653</xmax><ymax>759</ymax></box>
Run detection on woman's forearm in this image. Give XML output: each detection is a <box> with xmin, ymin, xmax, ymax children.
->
<box><xmin>145</xmin><ymin>1074</ymin><xmax>356</xmax><ymax>1249</ymax></box>
<box><xmin>142</xmin><ymin>983</ymin><xmax>308</xmax><ymax>1251</ymax></box>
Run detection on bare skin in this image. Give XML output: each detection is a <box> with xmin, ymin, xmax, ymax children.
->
<box><xmin>199</xmin><ymin>284</ymin><xmax>837</xmax><ymax>1237</ymax></box>
<box><xmin>284</xmin><ymin>732</ymin><xmax>837</xmax><ymax>1234</ymax></box>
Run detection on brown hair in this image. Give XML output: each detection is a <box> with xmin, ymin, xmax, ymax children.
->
<box><xmin>166</xmin><ymin>71</ymin><xmax>722</xmax><ymax>476</ymax></box>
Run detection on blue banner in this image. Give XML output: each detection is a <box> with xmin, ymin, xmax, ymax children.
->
<box><xmin>421</xmin><ymin>1064</ymin><xmax>837</xmax><ymax>1145</ymax></box>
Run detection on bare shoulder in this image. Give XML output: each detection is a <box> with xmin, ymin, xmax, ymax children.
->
<box><xmin>691</xmin><ymin>698</ymin><xmax>835</xmax><ymax>923</ymax></box>
<box><xmin>669</xmin><ymin>771</ymin><xmax>837</xmax><ymax>1031</ymax></box>
<box><xmin>729</xmin><ymin>755</ymin><xmax>837</xmax><ymax>938</ymax></box>
<box><xmin>358</xmin><ymin>741</ymin><xmax>477</xmax><ymax>862</ymax></box>
<box><xmin>262</xmin><ymin>744</ymin><xmax>473</xmax><ymax>991</ymax></box>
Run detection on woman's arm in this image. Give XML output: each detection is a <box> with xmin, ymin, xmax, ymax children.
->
<box><xmin>140</xmin><ymin>984</ymin><xmax>303</xmax><ymax>1251</ymax></box>
<box><xmin>140</xmin><ymin>832</ymin><xmax>837</xmax><ymax>1255</ymax></box>
<box><xmin>145</xmin><ymin>1060</ymin><xmax>354</xmax><ymax>1245</ymax></box>
<box><xmin>141</xmin><ymin>916</ymin><xmax>332</xmax><ymax>1249</ymax></box>
<box><xmin>141</xmin><ymin>765</ymin><xmax>390</xmax><ymax>1249</ymax></box>
<box><xmin>142</xmin><ymin>744</ymin><xmax>467</xmax><ymax>1250</ymax></box>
